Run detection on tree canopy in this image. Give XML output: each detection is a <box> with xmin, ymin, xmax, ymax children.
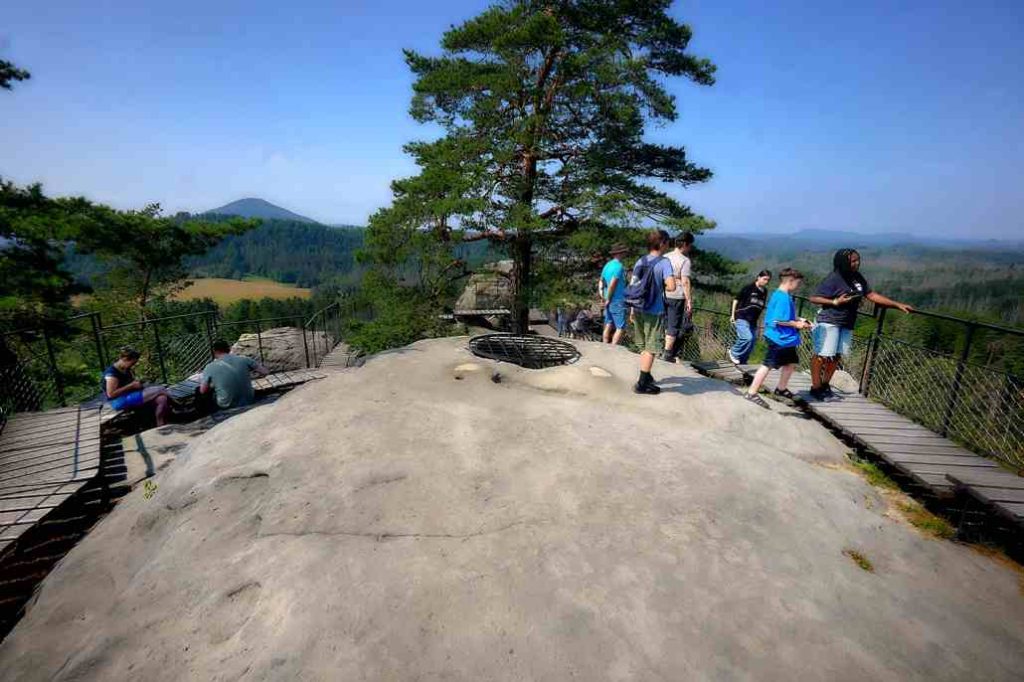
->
<box><xmin>364</xmin><ymin>0</ymin><xmax>718</xmax><ymax>329</ymax></box>
<box><xmin>0</xmin><ymin>59</ymin><xmax>31</xmax><ymax>91</ymax></box>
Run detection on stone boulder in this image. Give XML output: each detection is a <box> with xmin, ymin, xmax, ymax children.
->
<box><xmin>230</xmin><ymin>326</ymin><xmax>330</xmax><ymax>372</ymax></box>
<box><xmin>455</xmin><ymin>260</ymin><xmax>513</xmax><ymax>311</ymax></box>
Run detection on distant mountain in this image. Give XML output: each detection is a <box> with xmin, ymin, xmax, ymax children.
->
<box><xmin>205</xmin><ymin>198</ymin><xmax>319</xmax><ymax>224</ymax></box>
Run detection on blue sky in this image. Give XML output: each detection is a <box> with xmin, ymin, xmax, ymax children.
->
<box><xmin>2</xmin><ymin>0</ymin><xmax>1022</xmax><ymax>238</ymax></box>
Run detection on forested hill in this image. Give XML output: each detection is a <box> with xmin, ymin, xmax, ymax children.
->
<box><xmin>205</xmin><ymin>198</ymin><xmax>320</xmax><ymax>224</ymax></box>
<box><xmin>187</xmin><ymin>219</ymin><xmax>365</xmax><ymax>288</ymax></box>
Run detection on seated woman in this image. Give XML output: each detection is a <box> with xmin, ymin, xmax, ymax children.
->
<box><xmin>103</xmin><ymin>347</ymin><xmax>170</xmax><ymax>426</ymax></box>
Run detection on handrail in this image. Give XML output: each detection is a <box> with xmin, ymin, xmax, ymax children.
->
<box><xmin>100</xmin><ymin>309</ymin><xmax>217</xmax><ymax>331</ymax></box>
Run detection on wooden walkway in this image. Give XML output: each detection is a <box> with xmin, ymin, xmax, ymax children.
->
<box><xmin>693</xmin><ymin>360</ymin><xmax>1024</xmax><ymax>521</ymax></box>
<box><xmin>319</xmin><ymin>344</ymin><xmax>363</xmax><ymax>370</ymax></box>
<box><xmin>0</xmin><ymin>405</ymin><xmax>103</xmax><ymax>558</ymax></box>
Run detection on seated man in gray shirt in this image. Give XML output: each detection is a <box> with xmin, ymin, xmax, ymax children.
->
<box><xmin>199</xmin><ymin>340</ymin><xmax>270</xmax><ymax>410</ymax></box>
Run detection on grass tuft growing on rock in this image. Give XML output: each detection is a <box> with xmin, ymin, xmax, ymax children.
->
<box><xmin>843</xmin><ymin>548</ymin><xmax>875</xmax><ymax>572</ymax></box>
<box><xmin>896</xmin><ymin>501</ymin><xmax>956</xmax><ymax>540</ymax></box>
<box><xmin>849</xmin><ymin>457</ymin><xmax>898</xmax><ymax>491</ymax></box>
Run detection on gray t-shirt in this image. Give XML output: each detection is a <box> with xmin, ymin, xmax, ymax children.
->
<box><xmin>201</xmin><ymin>354</ymin><xmax>257</xmax><ymax>408</ymax></box>
<box><xmin>664</xmin><ymin>250</ymin><xmax>692</xmax><ymax>301</ymax></box>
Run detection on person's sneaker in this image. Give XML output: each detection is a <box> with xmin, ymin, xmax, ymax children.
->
<box><xmin>809</xmin><ymin>387</ymin><xmax>829</xmax><ymax>401</ymax></box>
<box><xmin>743</xmin><ymin>393</ymin><xmax>770</xmax><ymax>409</ymax></box>
<box><xmin>633</xmin><ymin>381</ymin><xmax>662</xmax><ymax>395</ymax></box>
<box><xmin>660</xmin><ymin>351</ymin><xmax>675</xmax><ymax>363</ymax></box>
<box><xmin>728</xmin><ymin>352</ymin><xmax>741</xmax><ymax>365</ymax></box>
<box><xmin>822</xmin><ymin>384</ymin><xmax>836</xmax><ymax>397</ymax></box>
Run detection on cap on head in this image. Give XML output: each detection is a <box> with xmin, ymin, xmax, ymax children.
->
<box><xmin>609</xmin><ymin>242</ymin><xmax>628</xmax><ymax>256</ymax></box>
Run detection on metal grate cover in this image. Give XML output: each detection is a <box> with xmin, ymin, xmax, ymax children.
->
<box><xmin>468</xmin><ymin>334</ymin><xmax>581</xmax><ymax>370</ymax></box>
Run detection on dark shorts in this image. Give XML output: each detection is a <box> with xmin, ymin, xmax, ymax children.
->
<box><xmin>665</xmin><ymin>298</ymin><xmax>688</xmax><ymax>337</ymax></box>
<box><xmin>763</xmin><ymin>341</ymin><xmax>799</xmax><ymax>369</ymax></box>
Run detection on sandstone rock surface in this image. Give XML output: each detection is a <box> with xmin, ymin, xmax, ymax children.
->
<box><xmin>2</xmin><ymin>338</ymin><xmax>1023</xmax><ymax>681</ymax></box>
<box><xmin>230</xmin><ymin>326</ymin><xmax>330</xmax><ymax>371</ymax></box>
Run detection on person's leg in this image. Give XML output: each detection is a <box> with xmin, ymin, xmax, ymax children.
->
<box><xmin>777</xmin><ymin>363</ymin><xmax>795</xmax><ymax>391</ymax></box>
<box><xmin>612</xmin><ymin>327</ymin><xmax>625</xmax><ymax>345</ymax></box>
<box><xmin>747</xmin><ymin>365</ymin><xmax>772</xmax><ymax>395</ymax></box>
<box><xmin>731</xmin><ymin>320</ymin><xmax>753</xmax><ymax>364</ymax></box>
<box><xmin>603</xmin><ymin>323</ymin><xmax>613</xmax><ymax>343</ymax></box>
<box><xmin>822</xmin><ymin>329</ymin><xmax>853</xmax><ymax>391</ymax></box>
<box><xmin>634</xmin><ymin>313</ymin><xmax>662</xmax><ymax>394</ymax></box>
<box><xmin>153</xmin><ymin>393</ymin><xmax>170</xmax><ymax>426</ymax></box>
<box><xmin>640</xmin><ymin>351</ymin><xmax>654</xmax><ymax>373</ymax></box>
<box><xmin>663</xmin><ymin>300</ymin><xmax>681</xmax><ymax>361</ymax></box>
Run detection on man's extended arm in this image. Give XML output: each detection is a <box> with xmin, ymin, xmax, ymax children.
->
<box><xmin>682</xmin><ymin>276</ymin><xmax>692</xmax><ymax>311</ymax></box>
<box><xmin>606</xmin><ymin>276</ymin><xmax>619</xmax><ymax>302</ymax></box>
<box><xmin>730</xmin><ymin>298</ymin><xmax>738</xmax><ymax>322</ymax></box>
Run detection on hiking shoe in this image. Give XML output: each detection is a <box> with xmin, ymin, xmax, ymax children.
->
<box><xmin>633</xmin><ymin>381</ymin><xmax>662</xmax><ymax>395</ymax></box>
<box><xmin>660</xmin><ymin>351</ymin><xmax>675</xmax><ymax>363</ymax></box>
<box><xmin>809</xmin><ymin>387</ymin><xmax>833</xmax><ymax>401</ymax></box>
<box><xmin>743</xmin><ymin>393</ymin><xmax>770</xmax><ymax>409</ymax></box>
<box><xmin>773</xmin><ymin>388</ymin><xmax>796</xmax><ymax>400</ymax></box>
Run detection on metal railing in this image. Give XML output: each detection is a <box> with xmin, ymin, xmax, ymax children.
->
<box><xmin>0</xmin><ymin>300</ymin><xmax>358</xmax><ymax>416</ymax></box>
<box><xmin>662</xmin><ymin>296</ymin><xmax>1024</xmax><ymax>470</ymax></box>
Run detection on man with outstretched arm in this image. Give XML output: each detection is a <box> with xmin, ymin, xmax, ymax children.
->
<box><xmin>628</xmin><ymin>230</ymin><xmax>676</xmax><ymax>395</ymax></box>
<box><xmin>808</xmin><ymin>248</ymin><xmax>913</xmax><ymax>400</ymax></box>
<box><xmin>662</xmin><ymin>232</ymin><xmax>694</xmax><ymax>362</ymax></box>
<box><xmin>598</xmin><ymin>243</ymin><xmax>630</xmax><ymax>345</ymax></box>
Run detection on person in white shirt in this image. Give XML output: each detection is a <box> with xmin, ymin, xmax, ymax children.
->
<box><xmin>662</xmin><ymin>232</ymin><xmax>694</xmax><ymax>362</ymax></box>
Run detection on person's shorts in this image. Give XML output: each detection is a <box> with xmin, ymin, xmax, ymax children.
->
<box><xmin>664</xmin><ymin>298</ymin><xmax>688</xmax><ymax>337</ymax></box>
<box><xmin>109</xmin><ymin>390</ymin><xmax>144</xmax><ymax>411</ymax></box>
<box><xmin>603</xmin><ymin>302</ymin><xmax>627</xmax><ymax>330</ymax></box>
<box><xmin>812</xmin><ymin>322</ymin><xmax>854</xmax><ymax>358</ymax></box>
<box><xmin>632</xmin><ymin>311</ymin><xmax>665</xmax><ymax>355</ymax></box>
<box><xmin>763</xmin><ymin>341</ymin><xmax>800</xmax><ymax>369</ymax></box>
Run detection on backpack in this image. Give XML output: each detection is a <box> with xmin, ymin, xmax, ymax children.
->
<box><xmin>625</xmin><ymin>255</ymin><xmax>665</xmax><ymax>311</ymax></box>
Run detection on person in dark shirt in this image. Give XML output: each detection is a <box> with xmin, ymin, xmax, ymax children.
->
<box><xmin>728</xmin><ymin>270</ymin><xmax>771</xmax><ymax>365</ymax></box>
<box><xmin>102</xmin><ymin>346</ymin><xmax>171</xmax><ymax>425</ymax></box>
<box><xmin>808</xmin><ymin>249</ymin><xmax>914</xmax><ymax>400</ymax></box>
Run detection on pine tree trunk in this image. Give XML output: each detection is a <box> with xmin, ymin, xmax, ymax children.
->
<box><xmin>510</xmin><ymin>235</ymin><xmax>532</xmax><ymax>333</ymax></box>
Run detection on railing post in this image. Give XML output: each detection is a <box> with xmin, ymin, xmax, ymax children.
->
<box><xmin>860</xmin><ymin>307</ymin><xmax>887</xmax><ymax>397</ymax></box>
<box><xmin>942</xmin><ymin>323</ymin><xmax>976</xmax><ymax>437</ymax></box>
<box><xmin>41</xmin><ymin>325</ymin><xmax>66</xmax><ymax>407</ymax></box>
<box><xmin>255</xmin><ymin>319</ymin><xmax>265</xmax><ymax>365</ymax></box>
<box><xmin>204</xmin><ymin>313</ymin><xmax>215</xmax><ymax>361</ymax></box>
<box><xmin>300</xmin><ymin>317</ymin><xmax>311</xmax><ymax>368</ymax></box>
<box><xmin>90</xmin><ymin>313</ymin><xmax>106</xmax><ymax>374</ymax></box>
<box><xmin>151</xmin><ymin>321</ymin><xmax>170</xmax><ymax>385</ymax></box>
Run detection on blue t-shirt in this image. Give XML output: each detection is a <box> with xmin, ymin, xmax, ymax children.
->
<box><xmin>763</xmin><ymin>289</ymin><xmax>801</xmax><ymax>348</ymax></box>
<box><xmin>102</xmin><ymin>364</ymin><xmax>134</xmax><ymax>398</ymax></box>
<box><xmin>631</xmin><ymin>255</ymin><xmax>675</xmax><ymax>316</ymax></box>
<box><xmin>600</xmin><ymin>259</ymin><xmax>626</xmax><ymax>305</ymax></box>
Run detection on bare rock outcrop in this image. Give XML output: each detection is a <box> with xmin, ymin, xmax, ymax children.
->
<box><xmin>454</xmin><ymin>260</ymin><xmax>513</xmax><ymax>311</ymax></box>
<box><xmin>2</xmin><ymin>339</ymin><xmax>1023</xmax><ymax>681</ymax></box>
<box><xmin>230</xmin><ymin>326</ymin><xmax>329</xmax><ymax>371</ymax></box>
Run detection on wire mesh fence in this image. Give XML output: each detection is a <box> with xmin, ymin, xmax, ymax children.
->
<box><xmin>0</xmin><ymin>302</ymin><xmax>353</xmax><ymax>417</ymax></box>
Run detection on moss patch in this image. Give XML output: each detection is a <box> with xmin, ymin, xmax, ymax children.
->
<box><xmin>843</xmin><ymin>548</ymin><xmax>875</xmax><ymax>572</ymax></box>
<box><xmin>896</xmin><ymin>501</ymin><xmax>956</xmax><ymax>540</ymax></box>
<box><xmin>849</xmin><ymin>457</ymin><xmax>899</xmax><ymax>491</ymax></box>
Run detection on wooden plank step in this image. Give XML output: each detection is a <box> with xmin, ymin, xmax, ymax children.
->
<box><xmin>884</xmin><ymin>453</ymin><xmax>998</xmax><ymax>468</ymax></box>
<box><xmin>947</xmin><ymin>472</ymin><xmax>1024</xmax><ymax>490</ymax></box>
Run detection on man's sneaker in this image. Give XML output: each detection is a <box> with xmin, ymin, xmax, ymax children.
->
<box><xmin>809</xmin><ymin>387</ymin><xmax>831</xmax><ymax>401</ymax></box>
<box><xmin>633</xmin><ymin>381</ymin><xmax>662</xmax><ymax>395</ymax></box>
<box><xmin>743</xmin><ymin>393</ymin><xmax>770</xmax><ymax>409</ymax></box>
<box><xmin>728</xmin><ymin>352</ymin><xmax>741</xmax><ymax>365</ymax></box>
<box><xmin>660</xmin><ymin>351</ymin><xmax>675</xmax><ymax>363</ymax></box>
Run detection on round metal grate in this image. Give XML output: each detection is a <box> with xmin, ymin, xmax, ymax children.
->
<box><xmin>468</xmin><ymin>334</ymin><xmax>581</xmax><ymax>370</ymax></box>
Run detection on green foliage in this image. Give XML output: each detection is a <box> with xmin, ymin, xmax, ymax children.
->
<box><xmin>78</xmin><ymin>206</ymin><xmax>258</xmax><ymax>313</ymax></box>
<box><xmin>0</xmin><ymin>180</ymin><xmax>108</xmax><ymax>326</ymax></box>
<box><xmin>843</xmin><ymin>548</ymin><xmax>875</xmax><ymax>573</ymax></box>
<box><xmin>366</xmin><ymin>0</ymin><xmax>719</xmax><ymax>331</ymax></box>
<box><xmin>850</xmin><ymin>457</ymin><xmax>899</xmax><ymax>490</ymax></box>
<box><xmin>186</xmin><ymin>219</ymin><xmax>365</xmax><ymax>288</ymax></box>
<box><xmin>0</xmin><ymin>59</ymin><xmax>30</xmax><ymax>90</ymax></box>
<box><xmin>341</xmin><ymin>274</ymin><xmax>454</xmax><ymax>354</ymax></box>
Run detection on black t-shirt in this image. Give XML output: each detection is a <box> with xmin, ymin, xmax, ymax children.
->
<box><xmin>814</xmin><ymin>271</ymin><xmax>871</xmax><ymax>329</ymax></box>
<box><xmin>102</xmin><ymin>364</ymin><xmax>134</xmax><ymax>398</ymax></box>
<box><xmin>734</xmin><ymin>284</ymin><xmax>768</xmax><ymax>325</ymax></box>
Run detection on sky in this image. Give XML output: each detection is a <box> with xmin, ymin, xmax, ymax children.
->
<box><xmin>2</xmin><ymin>0</ymin><xmax>1022</xmax><ymax>238</ymax></box>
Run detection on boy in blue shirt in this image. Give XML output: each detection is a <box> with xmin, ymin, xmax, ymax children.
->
<box><xmin>598</xmin><ymin>243</ymin><xmax>630</xmax><ymax>345</ymax></box>
<box><xmin>744</xmin><ymin>268</ymin><xmax>812</xmax><ymax>409</ymax></box>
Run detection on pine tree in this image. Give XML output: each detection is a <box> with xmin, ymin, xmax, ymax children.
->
<box><xmin>365</xmin><ymin>0</ymin><xmax>717</xmax><ymax>331</ymax></box>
